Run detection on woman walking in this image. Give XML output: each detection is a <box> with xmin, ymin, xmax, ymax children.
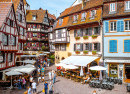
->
<box><xmin>44</xmin><ymin>81</ymin><xmax>48</xmax><ymax>94</ymax></box>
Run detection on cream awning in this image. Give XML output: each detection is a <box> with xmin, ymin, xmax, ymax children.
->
<box><xmin>60</xmin><ymin>56</ymin><xmax>100</xmax><ymax>66</ymax></box>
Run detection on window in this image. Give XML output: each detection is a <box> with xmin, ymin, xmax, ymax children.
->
<box><xmin>125</xmin><ymin>20</ymin><xmax>130</xmax><ymax>31</ymax></box>
<box><xmin>33</xmin><ymin>25</ymin><xmax>36</xmax><ymax>28</ymax></box>
<box><xmin>85</xmin><ymin>43</ymin><xmax>89</xmax><ymax>50</ymax></box>
<box><xmin>58</xmin><ymin>30</ymin><xmax>61</xmax><ymax>38</ymax></box>
<box><xmin>7</xmin><ymin>19</ymin><xmax>13</xmax><ymax>27</ymax></box>
<box><xmin>91</xmin><ymin>10</ymin><xmax>95</xmax><ymax>17</ymax></box>
<box><xmin>18</xmin><ymin>13</ymin><xmax>22</xmax><ymax>22</ymax></box>
<box><xmin>93</xmin><ymin>43</ymin><xmax>98</xmax><ymax>50</ymax></box>
<box><xmin>22</xmin><ymin>28</ymin><xmax>25</xmax><ymax>36</ymax></box>
<box><xmin>10</xmin><ymin>35</ymin><xmax>16</xmax><ymax>46</ymax></box>
<box><xmin>61</xmin><ymin>44</ymin><xmax>66</xmax><ymax>51</ymax></box>
<box><xmin>55</xmin><ymin>45</ymin><xmax>59</xmax><ymax>51</ymax></box>
<box><xmin>18</xmin><ymin>26</ymin><xmax>20</xmax><ymax>31</ymax></box>
<box><xmin>77</xmin><ymin>30</ymin><xmax>81</xmax><ymax>36</ymax></box>
<box><xmin>124</xmin><ymin>40</ymin><xmax>130</xmax><ymax>52</ymax></box>
<box><xmin>93</xmin><ymin>27</ymin><xmax>98</xmax><ymax>34</ymax></box>
<box><xmin>2</xmin><ymin>34</ymin><xmax>8</xmax><ymax>45</ymax></box>
<box><xmin>110</xmin><ymin>21</ymin><xmax>116</xmax><ymax>31</ymax></box>
<box><xmin>110</xmin><ymin>3</ymin><xmax>116</xmax><ymax>12</ymax></box>
<box><xmin>44</xmin><ymin>17</ymin><xmax>48</xmax><ymax>23</ymax></box>
<box><xmin>84</xmin><ymin>28</ymin><xmax>89</xmax><ymax>36</ymax></box>
<box><xmin>109</xmin><ymin>40</ymin><xmax>117</xmax><ymax>52</ymax></box>
<box><xmin>19</xmin><ymin>43</ymin><xmax>22</xmax><ymax>50</ymax></box>
<box><xmin>32</xmin><ymin>15</ymin><xmax>36</xmax><ymax>20</ymax></box>
<box><xmin>126</xmin><ymin>1</ymin><xmax>130</xmax><ymax>10</ymax></box>
<box><xmin>59</xmin><ymin>18</ymin><xmax>63</xmax><ymax>26</ymax></box>
<box><xmin>0</xmin><ymin>52</ymin><xmax>5</xmax><ymax>63</ymax></box>
<box><xmin>33</xmin><ymin>33</ymin><xmax>37</xmax><ymax>37</ymax></box>
<box><xmin>74</xmin><ymin>15</ymin><xmax>78</xmax><ymax>22</ymax></box>
<box><xmin>8</xmin><ymin>53</ymin><xmax>12</xmax><ymax>62</ymax></box>
<box><xmin>76</xmin><ymin>44</ymin><xmax>80</xmax><ymax>51</ymax></box>
<box><xmin>109</xmin><ymin>64</ymin><xmax>118</xmax><ymax>77</ymax></box>
<box><xmin>81</xmin><ymin>12</ymin><xmax>86</xmax><ymax>19</ymax></box>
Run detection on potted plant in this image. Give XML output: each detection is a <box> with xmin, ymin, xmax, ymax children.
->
<box><xmin>83</xmin><ymin>36</ymin><xmax>88</xmax><ymax>39</ymax></box>
<box><xmin>92</xmin><ymin>50</ymin><xmax>97</xmax><ymax>54</ymax></box>
<box><xmin>91</xmin><ymin>35</ymin><xmax>97</xmax><ymax>39</ymax></box>
<box><xmin>75</xmin><ymin>50</ymin><xmax>80</xmax><ymax>54</ymax></box>
<box><xmin>83</xmin><ymin>50</ymin><xmax>88</xmax><ymax>54</ymax></box>
<box><xmin>75</xmin><ymin>36</ymin><xmax>80</xmax><ymax>40</ymax></box>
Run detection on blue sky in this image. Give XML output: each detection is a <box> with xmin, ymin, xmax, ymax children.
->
<box><xmin>26</xmin><ymin>0</ymin><xmax>75</xmax><ymax>18</ymax></box>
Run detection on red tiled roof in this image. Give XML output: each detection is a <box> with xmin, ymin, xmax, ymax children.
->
<box><xmin>48</xmin><ymin>13</ymin><xmax>56</xmax><ymax>20</ymax></box>
<box><xmin>0</xmin><ymin>2</ymin><xmax>12</xmax><ymax>27</ymax></box>
<box><xmin>0</xmin><ymin>0</ymin><xmax>20</xmax><ymax>12</ymax></box>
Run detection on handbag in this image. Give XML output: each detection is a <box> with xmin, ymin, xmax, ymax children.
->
<box><xmin>42</xmin><ymin>89</ymin><xmax>45</xmax><ymax>92</ymax></box>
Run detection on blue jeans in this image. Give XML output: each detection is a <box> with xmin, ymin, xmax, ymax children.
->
<box><xmin>45</xmin><ymin>88</ymin><xmax>48</xmax><ymax>94</ymax></box>
<box><xmin>23</xmin><ymin>84</ymin><xmax>26</xmax><ymax>89</ymax></box>
<box><xmin>53</xmin><ymin>76</ymin><xmax>56</xmax><ymax>83</ymax></box>
<box><xmin>18</xmin><ymin>83</ymin><xmax>21</xmax><ymax>89</ymax></box>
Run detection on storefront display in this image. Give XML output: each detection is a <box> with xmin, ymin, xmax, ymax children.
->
<box><xmin>109</xmin><ymin>64</ymin><xmax>118</xmax><ymax>77</ymax></box>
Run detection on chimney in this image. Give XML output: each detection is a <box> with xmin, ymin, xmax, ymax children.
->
<box><xmin>82</xmin><ymin>0</ymin><xmax>85</xmax><ymax>9</ymax></box>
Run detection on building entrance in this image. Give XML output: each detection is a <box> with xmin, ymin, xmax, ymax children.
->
<box><xmin>125</xmin><ymin>65</ymin><xmax>130</xmax><ymax>79</ymax></box>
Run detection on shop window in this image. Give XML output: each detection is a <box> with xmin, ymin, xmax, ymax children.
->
<box><xmin>109</xmin><ymin>64</ymin><xmax>118</xmax><ymax>77</ymax></box>
<box><xmin>125</xmin><ymin>20</ymin><xmax>130</xmax><ymax>31</ymax></box>
<box><xmin>124</xmin><ymin>40</ymin><xmax>130</xmax><ymax>52</ymax></box>
<box><xmin>110</xmin><ymin>21</ymin><xmax>117</xmax><ymax>32</ymax></box>
<box><xmin>8</xmin><ymin>53</ymin><xmax>13</xmax><ymax>62</ymax></box>
<box><xmin>109</xmin><ymin>40</ymin><xmax>117</xmax><ymax>52</ymax></box>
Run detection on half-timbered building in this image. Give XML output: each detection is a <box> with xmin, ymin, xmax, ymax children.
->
<box><xmin>0</xmin><ymin>2</ymin><xmax>18</xmax><ymax>70</ymax></box>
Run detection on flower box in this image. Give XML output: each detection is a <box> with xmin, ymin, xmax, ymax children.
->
<box><xmin>91</xmin><ymin>35</ymin><xmax>97</xmax><ymax>39</ymax></box>
<box><xmin>75</xmin><ymin>36</ymin><xmax>80</xmax><ymax>40</ymax></box>
<box><xmin>92</xmin><ymin>50</ymin><xmax>97</xmax><ymax>54</ymax></box>
<box><xmin>83</xmin><ymin>50</ymin><xmax>88</xmax><ymax>54</ymax></box>
<box><xmin>83</xmin><ymin>36</ymin><xmax>88</xmax><ymax>39</ymax></box>
<box><xmin>75</xmin><ymin>50</ymin><xmax>80</xmax><ymax>54</ymax></box>
<box><xmin>24</xmin><ymin>46</ymin><xmax>27</xmax><ymax>50</ymax></box>
<box><xmin>32</xmin><ymin>37</ymin><xmax>38</xmax><ymax>40</ymax></box>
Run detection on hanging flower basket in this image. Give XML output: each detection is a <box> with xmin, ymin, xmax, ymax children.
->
<box><xmin>92</xmin><ymin>50</ymin><xmax>97</xmax><ymax>54</ymax></box>
<box><xmin>91</xmin><ymin>35</ymin><xmax>97</xmax><ymax>39</ymax></box>
<box><xmin>83</xmin><ymin>36</ymin><xmax>88</xmax><ymax>39</ymax></box>
<box><xmin>75</xmin><ymin>50</ymin><xmax>80</xmax><ymax>54</ymax></box>
<box><xmin>75</xmin><ymin>36</ymin><xmax>80</xmax><ymax>40</ymax></box>
<box><xmin>83</xmin><ymin>50</ymin><xmax>88</xmax><ymax>54</ymax></box>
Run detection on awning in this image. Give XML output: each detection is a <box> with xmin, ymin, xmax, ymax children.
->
<box><xmin>23</xmin><ymin>60</ymin><xmax>36</xmax><ymax>64</ymax></box>
<box><xmin>60</xmin><ymin>56</ymin><xmax>100</xmax><ymax>66</ymax></box>
<box><xmin>14</xmin><ymin>68</ymin><xmax>36</xmax><ymax>74</ymax></box>
<box><xmin>5</xmin><ymin>71</ymin><xmax>22</xmax><ymax>76</ymax></box>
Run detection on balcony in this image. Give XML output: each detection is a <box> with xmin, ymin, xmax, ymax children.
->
<box><xmin>27</xmin><ymin>28</ymin><xmax>48</xmax><ymax>33</ymax></box>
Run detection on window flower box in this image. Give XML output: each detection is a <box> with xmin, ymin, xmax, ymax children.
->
<box><xmin>75</xmin><ymin>50</ymin><xmax>80</xmax><ymax>54</ymax></box>
<box><xmin>91</xmin><ymin>35</ymin><xmax>97</xmax><ymax>39</ymax></box>
<box><xmin>32</xmin><ymin>47</ymin><xmax>37</xmax><ymax>50</ymax></box>
<box><xmin>32</xmin><ymin>37</ymin><xmax>38</xmax><ymax>40</ymax></box>
<box><xmin>75</xmin><ymin>36</ymin><xmax>80</xmax><ymax>40</ymax></box>
<box><xmin>92</xmin><ymin>50</ymin><xmax>97</xmax><ymax>54</ymax></box>
<box><xmin>24</xmin><ymin>46</ymin><xmax>27</xmax><ymax>50</ymax></box>
<box><xmin>83</xmin><ymin>50</ymin><xmax>88</xmax><ymax>54</ymax></box>
<box><xmin>83</xmin><ymin>36</ymin><xmax>88</xmax><ymax>39</ymax></box>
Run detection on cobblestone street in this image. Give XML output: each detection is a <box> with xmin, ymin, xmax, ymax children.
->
<box><xmin>1</xmin><ymin>65</ymin><xmax>129</xmax><ymax>94</ymax></box>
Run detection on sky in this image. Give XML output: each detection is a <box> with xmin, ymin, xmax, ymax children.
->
<box><xmin>26</xmin><ymin>0</ymin><xmax>76</xmax><ymax>18</ymax></box>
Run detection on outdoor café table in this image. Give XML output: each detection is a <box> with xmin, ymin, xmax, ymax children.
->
<box><xmin>76</xmin><ymin>76</ymin><xmax>81</xmax><ymax>82</ymax></box>
<box><xmin>66</xmin><ymin>73</ymin><xmax>71</xmax><ymax>79</ymax></box>
<box><xmin>62</xmin><ymin>72</ymin><xmax>67</xmax><ymax>77</ymax></box>
<box><xmin>71</xmin><ymin>75</ymin><xmax>76</xmax><ymax>80</ymax></box>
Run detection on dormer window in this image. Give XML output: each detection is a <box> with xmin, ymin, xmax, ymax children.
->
<box><xmin>81</xmin><ymin>12</ymin><xmax>86</xmax><ymax>20</ymax></box>
<box><xmin>126</xmin><ymin>1</ymin><xmax>130</xmax><ymax>10</ymax></box>
<box><xmin>110</xmin><ymin>3</ymin><xmax>116</xmax><ymax>12</ymax></box>
<box><xmin>90</xmin><ymin>10</ymin><xmax>95</xmax><ymax>18</ymax></box>
<box><xmin>44</xmin><ymin>17</ymin><xmax>48</xmax><ymax>23</ymax></box>
<box><xmin>59</xmin><ymin>18</ymin><xmax>63</xmax><ymax>26</ymax></box>
<box><xmin>73</xmin><ymin>15</ymin><xmax>78</xmax><ymax>23</ymax></box>
<box><xmin>33</xmin><ymin>15</ymin><xmax>36</xmax><ymax>20</ymax></box>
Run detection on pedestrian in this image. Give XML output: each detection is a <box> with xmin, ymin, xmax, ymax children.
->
<box><xmin>22</xmin><ymin>77</ymin><xmax>26</xmax><ymax>90</ymax></box>
<box><xmin>52</xmin><ymin>70</ymin><xmax>54</xmax><ymax>78</ymax></box>
<box><xmin>18</xmin><ymin>77</ymin><xmax>22</xmax><ymax>90</ymax></box>
<box><xmin>48</xmin><ymin>71</ymin><xmax>52</xmax><ymax>80</ymax></box>
<box><xmin>37</xmin><ymin>67</ymin><xmax>40</xmax><ymax>77</ymax></box>
<box><xmin>13</xmin><ymin>78</ymin><xmax>18</xmax><ymax>87</ymax></box>
<box><xmin>28</xmin><ymin>86</ymin><xmax>31</xmax><ymax>94</ymax></box>
<box><xmin>48</xmin><ymin>82</ymin><xmax>54</xmax><ymax>94</ymax></box>
<box><xmin>30</xmin><ymin>76</ymin><xmax>33</xmax><ymax>87</ymax></box>
<box><xmin>41</xmin><ymin>66</ymin><xmax>44</xmax><ymax>76</ymax></box>
<box><xmin>32</xmin><ymin>80</ymin><xmax>37</xmax><ymax>94</ymax></box>
<box><xmin>44</xmin><ymin>81</ymin><xmax>48</xmax><ymax>94</ymax></box>
<box><xmin>93</xmin><ymin>90</ymin><xmax>97</xmax><ymax>94</ymax></box>
<box><xmin>53</xmin><ymin>71</ymin><xmax>56</xmax><ymax>83</ymax></box>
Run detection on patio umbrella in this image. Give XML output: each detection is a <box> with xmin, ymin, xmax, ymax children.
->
<box><xmin>56</xmin><ymin>63</ymin><xmax>66</xmax><ymax>67</ymax></box>
<box><xmin>5</xmin><ymin>71</ymin><xmax>22</xmax><ymax>89</ymax></box>
<box><xmin>80</xmin><ymin>66</ymin><xmax>84</xmax><ymax>76</ymax></box>
<box><xmin>99</xmin><ymin>71</ymin><xmax>103</xmax><ymax>81</ymax></box>
<box><xmin>63</xmin><ymin>64</ymin><xmax>78</xmax><ymax>69</ymax></box>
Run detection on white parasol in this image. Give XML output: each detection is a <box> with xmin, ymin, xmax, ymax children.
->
<box><xmin>80</xmin><ymin>66</ymin><xmax>84</xmax><ymax>76</ymax></box>
<box><xmin>89</xmin><ymin>66</ymin><xmax>106</xmax><ymax>70</ymax></box>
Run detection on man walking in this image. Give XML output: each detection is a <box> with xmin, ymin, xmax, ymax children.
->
<box><xmin>48</xmin><ymin>82</ymin><xmax>54</xmax><ymax>94</ymax></box>
<box><xmin>32</xmin><ymin>80</ymin><xmax>37</xmax><ymax>94</ymax></box>
<box><xmin>48</xmin><ymin>71</ymin><xmax>52</xmax><ymax>80</ymax></box>
<box><xmin>53</xmin><ymin>71</ymin><xmax>56</xmax><ymax>83</ymax></box>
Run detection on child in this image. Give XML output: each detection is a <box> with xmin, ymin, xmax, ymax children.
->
<box><xmin>93</xmin><ymin>90</ymin><xmax>97</xmax><ymax>94</ymax></box>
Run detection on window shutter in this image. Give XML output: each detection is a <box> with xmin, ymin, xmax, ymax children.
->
<box><xmin>80</xmin><ymin>29</ymin><xmax>83</xmax><ymax>36</ymax></box>
<box><xmin>89</xmin><ymin>27</ymin><xmax>92</xmax><ymax>36</ymax></box>
<box><xmin>97</xmin><ymin>43</ymin><xmax>100</xmax><ymax>52</ymax></box>
<box><xmin>120</xmin><ymin>21</ymin><xmax>124</xmax><ymax>32</ymax></box>
<box><xmin>89</xmin><ymin>43</ymin><xmax>92</xmax><ymax>51</ymax></box>
<box><xmin>74</xmin><ymin>30</ymin><xmax>76</xmax><ymax>37</ymax></box>
<box><xmin>124</xmin><ymin>40</ymin><xmax>128</xmax><ymax>52</ymax></box>
<box><xmin>80</xmin><ymin>43</ymin><xmax>83</xmax><ymax>51</ymax></box>
<box><xmin>98</xmin><ymin>26</ymin><xmax>100</xmax><ymax>35</ymax></box>
<box><xmin>117</xmin><ymin>21</ymin><xmax>121</xmax><ymax>32</ymax></box>
<box><xmin>74</xmin><ymin>44</ymin><xmax>76</xmax><ymax>51</ymax></box>
<box><xmin>109</xmin><ymin>40</ymin><xmax>113</xmax><ymax>52</ymax></box>
<box><xmin>105</xmin><ymin>22</ymin><xmax>109</xmax><ymax>33</ymax></box>
<box><xmin>114</xmin><ymin>40</ymin><xmax>117</xmax><ymax>52</ymax></box>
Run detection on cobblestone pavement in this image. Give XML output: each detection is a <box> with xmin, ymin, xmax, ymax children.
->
<box><xmin>1</xmin><ymin>65</ymin><xmax>130</xmax><ymax>94</ymax></box>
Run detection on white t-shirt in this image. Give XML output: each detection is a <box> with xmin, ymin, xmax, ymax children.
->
<box><xmin>30</xmin><ymin>77</ymin><xmax>33</xmax><ymax>82</ymax></box>
<box><xmin>38</xmin><ymin>68</ymin><xmax>40</xmax><ymax>73</ymax></box>
<box><xmin>28</xmin><ymin>88</ymin><xmax>31</xmax><ymax>94</ymax></box>
<box><xmin>32</xmin><ymin>82</ymin><xmax>37</xmax><ymax>89</ymax></box>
